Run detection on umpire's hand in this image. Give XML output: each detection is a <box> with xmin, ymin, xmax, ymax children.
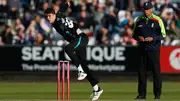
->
<box><xmin>144</xmin><ymin>37</ymin><xmax>153</xmax><ymax>42</ymax></box>
<box><xmin>138</xmin><ymin>36</ymin><xmax>145</xmax><ymax>42</ymax></box>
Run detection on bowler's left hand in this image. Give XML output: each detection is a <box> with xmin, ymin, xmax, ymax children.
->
<box><xmin>145</xmin><ymin>37</ymin><xmax>153</xmax><ymax>42</ymax></box>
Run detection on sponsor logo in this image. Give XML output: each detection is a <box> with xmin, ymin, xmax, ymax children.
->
<box><xmin>21</xmin><ymin>46</ymin><xmax>127</xmax><ymax>71</ymax></box>
<box><xmin>169</xmin><ymin>49</ymin><xmax>180</xmax><ymax>70</ymax></box>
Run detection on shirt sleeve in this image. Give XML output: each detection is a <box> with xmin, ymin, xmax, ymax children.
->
<box><xmin>152</xmin><ymin>16</ymin><xmax>166</xmax><ymax>41</ymax></box>
<box><xmin>153</xmin><ymin>15</ymin><xmax>166</xmax><ymax>38</ymax></box>
<box><xmin>132</xmin><ymin>17</ymin><xmax>140</xmax><ymax>41</ymax></box>
<box><xmin>158</xmin><ymin>18</ymin><xmax>166</xmax><ymax>38</ymax></box>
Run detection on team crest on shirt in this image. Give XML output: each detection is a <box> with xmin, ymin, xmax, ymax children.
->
<box><xmin>151</xmin><ymin>23</ymin><xmax>154</xmax><ymax>28</ymax></box>
<box><xmin>138</xmin><ymin>25</ymin><xmax>143</xmax><ymax>27</ymax></box>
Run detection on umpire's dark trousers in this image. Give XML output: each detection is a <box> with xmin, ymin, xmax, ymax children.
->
<box><xmin>64</xmin><ymin>33</ymin><xmax>99</xmax><ymax>87</ymax></box>
<box><xmin>138</xmin><ymin>50</ymin><xmax>162</xmax><ymax>97</ymax></box>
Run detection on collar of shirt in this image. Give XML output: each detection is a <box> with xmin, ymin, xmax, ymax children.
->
<box><xmin>142</xmin><ymin>13</ymin><xmax>154</xmax><ymax>20</ymax></box>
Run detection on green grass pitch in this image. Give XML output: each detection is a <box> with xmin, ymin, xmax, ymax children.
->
<box><xmin>0</xmin><ymin>81</ymin><xmax>179</xmax><ymax>101</ymax></box>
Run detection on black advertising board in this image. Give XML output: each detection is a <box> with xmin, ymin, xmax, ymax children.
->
<box><xmin>0</xmin><ymin>45</ymin><xmax>141</xmax><ymax>73</ymax></box>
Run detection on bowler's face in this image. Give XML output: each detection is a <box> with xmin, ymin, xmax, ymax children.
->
<box><xmin>45</xmin><ymin>13</ymin><xmax>56</xmax><ymax>24</ymax></box>
<box><xmin>144</xmin><ymin>8</ymin><xmax>153</xmax><ymax>17</ymax></box>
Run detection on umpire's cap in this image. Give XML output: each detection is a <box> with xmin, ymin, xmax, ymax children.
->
<box><xmin>143</xmin><ymin>2</ymin><xmax>153</xmax><ymax>10</ymax></box>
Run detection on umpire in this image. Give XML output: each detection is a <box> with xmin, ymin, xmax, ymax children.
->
<box><xmin>132</xmin><ymin>2</ymin><xmax>166</xmax><ymax>100</ymax></box>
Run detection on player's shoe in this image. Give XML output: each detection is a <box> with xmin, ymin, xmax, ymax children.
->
<box><xmin>90</xmin><ymin>88</ymin><xmax>103</xmax><ymax>101</ymax></box>
<box><xmin>77</xmin><ymin>72</ymin><xmax>87</xmax><ymax>80</ymax></box>
<box><xmin>135</xmin><ymin>95</ymin><xmax>146</xmax><ymax>99</ymax></box>
<box><xmin>154</xmin><ymin>96</ymin><xmax>160</xmax><ymax>99</ymax></box>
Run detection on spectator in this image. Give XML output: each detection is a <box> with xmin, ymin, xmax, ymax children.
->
<box><xmin>38</xmin><ymin>2</ymin><xmax>49</xmax><ymax>16</ymax></box>
<box><xmin>77</xmin><ymin>11</ymin><xmax>92</xmax><ymax>30</ymax></box>
<box><xmin>0</xmin><ymin>0</ymin><xmax>9</xmax><ymax>25</ymax></box>
<box><xmin>7</xmin><ymin>0</ymin><xmax>20</xmax><ymax>20</ymax></box>
<box><xmin>122</xmin><ymin>28</ymin><xmax>137</xmax><ymax>46</ymax></box>
<box><xmin>0</xmin><ymin>0</ymin><xmax>179</xmax><ymax>46</ymax></box>
<box><xmin>167</xmin><ymin>20</ymin><xmax>180</xmax><ymax>45</ymax></box>
<box><xmin>0</xmin><ymin>0</ymin><xmax>9</xmax><ymax>35</ymax></box>
<box><xmin>2</xmin><ymin>22</ymin><xmax>15</xmax><ymax>44</ymax></box>
<box><xmin>25</xmin><ymin>20</ymin><xmax>37</xmax><ymax>44</ymax></box>
<box><xmin>15</xmin><ymin>18</ymin><xmax>25</xmax><ymax>44</ymax></box>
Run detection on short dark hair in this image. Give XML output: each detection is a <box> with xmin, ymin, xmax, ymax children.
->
<box><xmin>44</xmin><ymin>8</ymin><xmax>55</xmax><ymax>14</ymax></box>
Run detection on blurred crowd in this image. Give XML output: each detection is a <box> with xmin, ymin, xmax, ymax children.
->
<box><xmin>0</xmin><ymin>0</ymin><xmax>180</xmax><ymax>46</ymax></box>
